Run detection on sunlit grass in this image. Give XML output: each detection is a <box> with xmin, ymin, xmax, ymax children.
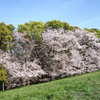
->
<box><xmin>0</xmin><ymin>71</ymin><xmax>100</xmax><ymax>100</ymax></box>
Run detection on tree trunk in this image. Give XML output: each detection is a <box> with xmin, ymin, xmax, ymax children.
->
<box><xmin>2</xmin><ymin>82</ymin><xmax>4</xmax><ymax>91</ymax></box>
<box><xmin>27</xmin><ymin>80</ymin><xmax>29</xmax><ymax>86</ymax></box>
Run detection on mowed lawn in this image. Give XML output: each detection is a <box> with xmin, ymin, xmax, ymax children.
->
<box><xmin>0</xmin><ymin>71</ymin><xmax>100</xmax><ymax>100</ymax></box>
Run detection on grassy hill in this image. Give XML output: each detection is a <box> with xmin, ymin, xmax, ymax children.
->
<box><xmin>0</xmin><ymin>71</ymin><xmax>100</xmax><ymax>100</ymax></box>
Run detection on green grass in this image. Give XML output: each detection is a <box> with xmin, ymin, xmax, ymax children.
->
<box><xmin>0</xmin><ymin>71</ymin><xmax>100</xmax><ymax>100</ymax></box>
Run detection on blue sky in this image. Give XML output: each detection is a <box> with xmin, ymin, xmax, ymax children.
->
<box><xmin>0</xmin><ymin>0</ymin><xmax>100</xmax><ymax>29</ymax></box>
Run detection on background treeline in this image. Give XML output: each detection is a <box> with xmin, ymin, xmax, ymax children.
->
<box><xmin>0</xmin><ymin>20</ymin><xmax>100</xmax><ymax>90</ymax></box>
<box><xmin>0</xmin><ymin>20</ymin><xmax>100</xmax><ymax>52</ymax></box>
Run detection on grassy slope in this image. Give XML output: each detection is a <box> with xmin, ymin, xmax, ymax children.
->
<box><xmin>0</xmin><ymin>71</ymin><xmax>100</xmax><ymax>100</ymax></box>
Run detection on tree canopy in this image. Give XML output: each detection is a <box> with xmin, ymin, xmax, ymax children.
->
<box><xmin>45</xmin><ymin>20</ymin><xmax>70</xmax><ymax>30</ymax></box>
<box><xmin>0</xmin><ymin>22</ymin><xmax>14</xmax><ymax>51</ymax></box>
<box><xmin>6</xmin><ymin>24</ymin><xmax>15</xmax><ymax>32</ymax></box>
<box><xmin>17</xmin><ymin>21</ymin><xmax>44</xmax><ymax>44</ymax></box>
<box><xmin>96</xmin><ymin>30</ymin><xmax>100</xmax><ymax>38</ymax></box>
<box><xmin>84</xmin><ymin>28</ymin><xmax>96</xmax><ymax>33</ymax></box>
<box><xmin>1</xmin><ymin>20</ymin><xmax>100</xmax><ymax>52</ymax></box>
<box><xmin>61</xmin><ymin>22</ymin><xmax>70</xmax><ymax>30</ymax></box>
<box><xmin>45</xmin><ymin>20</ymin><xmax>62</xmax><ymax>29</ymax></box>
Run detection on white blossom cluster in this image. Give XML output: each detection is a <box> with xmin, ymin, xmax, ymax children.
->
<box><xmin>32</xmin><ymin>29</ymin><xmax>100</xmax><ymax>77</ymax></box>
<box><xmin>0</xmin><ymin>28</ymin><xmax>100</xmax><ymax>89</ymax></box>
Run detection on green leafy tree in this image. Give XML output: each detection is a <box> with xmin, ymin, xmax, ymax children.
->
<box><xmin>91</xmin><ymin>28</ymin><xmax>98</xmax><ymax>32</ymax></box>
<box><xmin>0</xmin><ymin>22</ymin><xmax>13</xmax><ymax>51</ymax></box>
<box><xmin>6</xmin><ymin>24</ymin><xmax>15</xmax><ymax>32</ymax></box>
<box><xmin>96</xmin><ymin>30</ymin><xmax>100</xmax><ymax>38</ymax></box>
<box><xmin>0</xmin><ymin>64</ymin><xmax>8</xmax><ymax>90</ymax></box>
<box><xmin>61</xmin><ymin>22</ymin><xmax>70</xmax><ymax>30</ymax></box>
<box><xmin>45</xmin><ymin>20</ymin><xmax>62</xmax><ymax>29</ymax></box>
<box><xmin>17</xmin><ymin>21</ymin><xmax>44</xmax><ymax>44</ymax></box>
<box><xmin>84</xmin><ymin>28</ymin><xmax>96</xmax><ymax>33</ymax></box>
<box><xmin>73</xmin><ymin>26</ymin><xmax>81</xmax><ymax>30</ymax></box>
<box><xmin>70</xmin><ymin>26</ymin><xmax>74</xmax><ymax>31</ymax></box>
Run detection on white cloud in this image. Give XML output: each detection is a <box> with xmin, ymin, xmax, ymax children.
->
<box><xmin>76</xmin><ymin>17</ymin><xmax>99</xmax><ymax>26</ymax></box>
